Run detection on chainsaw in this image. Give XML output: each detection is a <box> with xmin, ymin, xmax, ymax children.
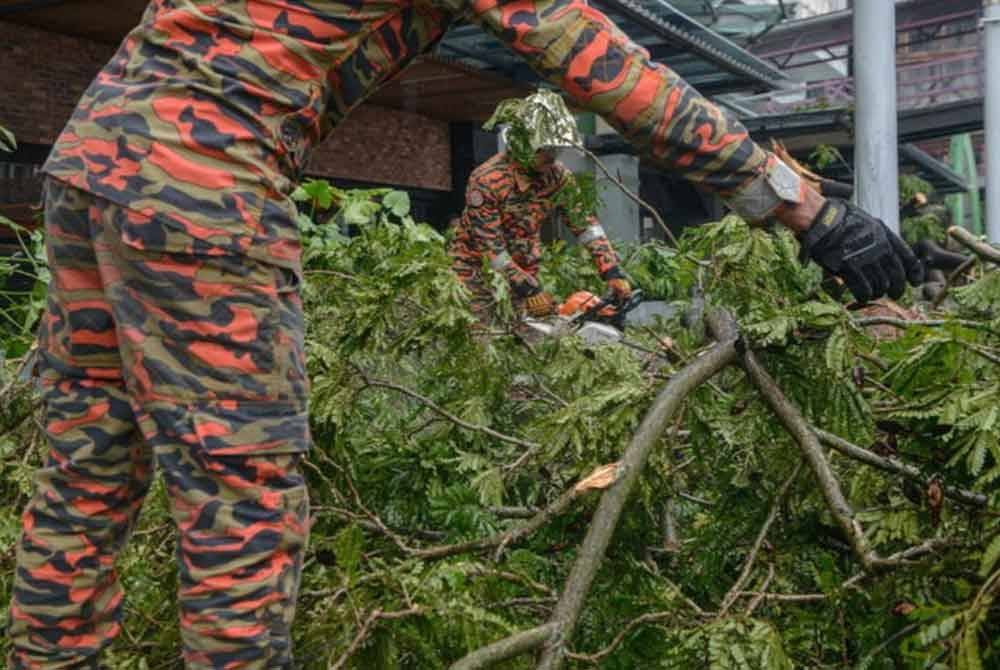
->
<box><xmin>523</xmin><ymin>288</ymin><xmax>648</xmax><ymax>347</ymax></box>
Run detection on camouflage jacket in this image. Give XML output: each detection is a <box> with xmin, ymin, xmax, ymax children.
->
<box><xmin>450</xmin><ymin>153</ymin><xmax>620</xmax><ymax>297</ymax></box>
<box><xmin>43</xmin><ymin>0</ymin><xmax>784</xmax><ymax>270</ymax></box>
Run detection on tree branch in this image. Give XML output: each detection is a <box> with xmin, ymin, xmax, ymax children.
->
<box><xmin>450</xmin><ymin>623</ymin><xmax>558</xmax><ymax>670</ymax></box>
<box><xmin>578</xmin><ymin>144</ymin><xmax>679</xmax><ymax>246</ymax></box>
<box><xmin>719</xmin><ymin>460</ymin><xmax>804</xmax><ymax>616</ymax></box>
<box><xmin>330</xmin><ymin>607</ymin><xmax>423</xmax><ymax>670</ymax></box>
<box><xmin>931</xmin><ymin>255</ymin><xmax>978</xmax><ymax>309</ymax></box>
<box><xmin>356</xmin><ymin>367</ymin><xmax>542</xmax><ymax>455</ymax></box>
<box><xmin>534</xmin><ymin>310</ymin><xmax>739</xmax><ymax>670</ymax></box>
<box><xmin>728</xmin><ymin>333</ymin><xmax>874</xmax><ymax>567</ymax></box>
<box><xmin>412</xmin><ymin>485</ymin><xmax>583</xmax><ymax>560</ymax></box>
<box><xmin>744</xmin><ymin>563</ymin><xmax>776</xmax><ymax>616</ymax></box>
<box><xmin>814</xmin><ymin>429</ymin><xmax>987</xmax><ymax>508</ymax></box>
<box><xmin>564</xmin><ymin>611</ymin><xmax>675</xmax><ymax>665</ymax></box>
<box><xmin>948</xmin><ymin>226</ymin><xmax>1000</xmax><ymax>263</ymax></box>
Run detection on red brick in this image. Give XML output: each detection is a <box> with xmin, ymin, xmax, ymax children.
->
<box><xmin>0</xmin><ymin>20</ymin><xmax>451</xmax><ymax>191</ymax></box>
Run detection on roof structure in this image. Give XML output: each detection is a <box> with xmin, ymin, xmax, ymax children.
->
<box><xmin>0</xmin><ymin>0</ymin><xmax>786</xmax><ymax>123</ymax></box>
<box><xmin>442</xmin><ymin>0</ymin><xmax>789</xmax><ymax>96</ymax></box>
<box><xmin>589</xmin><ymin>97</ymin><xmax>983</xmax><ymax>194</ymax></box>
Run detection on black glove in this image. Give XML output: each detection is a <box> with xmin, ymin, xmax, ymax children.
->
<box><xmin>799</xmin><ymin>199</ymin><xmax>925</xmax><ymax>305</ymax></box>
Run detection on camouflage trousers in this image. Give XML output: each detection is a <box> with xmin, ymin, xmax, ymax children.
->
<box><xmin>8</xmin><ymin>180</ymin><xmax>311</xmax><ymax>669</ymax></box>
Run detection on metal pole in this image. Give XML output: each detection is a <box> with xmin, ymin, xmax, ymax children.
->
<box><xmin>985</xmin><ymin>0</ymin><xmax>1000</xmax><ymax>242</ymax></box>
<box><xmin>853</xmin><ymin>0</ymin><xmax>900</xmax><ymax>233</ymax></box>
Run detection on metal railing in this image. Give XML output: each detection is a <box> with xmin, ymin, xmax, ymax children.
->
<box><xmin>727</xmin><ymin>50</ymin><xmax>984</xmax><ymax>116</ymax></box>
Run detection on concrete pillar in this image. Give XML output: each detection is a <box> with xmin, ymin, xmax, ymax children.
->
<box><xmin>853</xmin><ymin>0</ymin><xmax>900</xmax><ymax>232</ymax></box>
<box><xmin>594</xmin><ymin>154</ymin><xmax>641</xmax><ymax>243</ymax></box>
<box><xmin>985</xmin><ymin>0</ymin><xmax>1000</xmax><ymax>242</ymax></box>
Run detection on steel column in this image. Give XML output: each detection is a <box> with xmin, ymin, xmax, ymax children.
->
<box><xmin>984</xmin><ymin>0</ymin><xmax>1000</xmax><ymax>241</ymax></box>
<box><xmin>853</xmin><ymin>0</ymin><xmax>899</xmax><ymax>232</ymax></box>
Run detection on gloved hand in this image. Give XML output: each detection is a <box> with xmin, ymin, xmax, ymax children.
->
<box><xmin>525</xmin><ymin>291</ymin><xmax>556</xmax><ymax>317</ymax></box>
<box><xmin>799</xmin><ymin>199</ymin><xmax>924</xmax><ymax>305</ymax></box>
<box><xmin>607</xmin><ymin>278</ymin><xmax>632</xmax><ymax>303</ymax></box>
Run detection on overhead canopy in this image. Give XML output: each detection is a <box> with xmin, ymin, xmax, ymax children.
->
<box><xmin>442</xmin><ymin>0</ymin><xmax>788</xmax><ymax>96</ymax></box>
<box><xmin>0</xmin><ymin>0</ymin><xmax>783</xmax><ymax>121</ymax></box>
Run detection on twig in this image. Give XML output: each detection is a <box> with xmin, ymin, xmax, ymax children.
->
<box><xmin>854</xmin><ymin>623</ymin><xmax>920</xmax><ymax>669</ymax></box>
<box><xmin>413</xmin><ymin>485</ymin><xmax>583</xmax><ymax>560</ymax></box>
<box><xmin>852</xmin><ymin>316</ymin><xmax>997</xmax><ymax>334</ymax></box>
<box><xmin>356</xmin><ymin>368</ymin><xmax>542</xmax><ymax>454</ymax></box>
<box><xmin>534</xmin><ymin>310</ymin><xmax>739</xmax><ymax>670</ymax></box>
<box><xmin>329</xmin><ymin>607</ymin><xmax>423</xmax><ymax>670</ymax></box>
<box><xmin>948</xmin><ymin>226</ymin><xmax>1000</xmax><ymax>264</ymax></box>
<box><xmin>490</xmin><ymin>506</ymin><xmax>538</xmax><ymax>519</ymax></box>
<box><xmin>578</xmin><ymin>144</ymin><xmax>679</xmax><ymax>246</ymax></box>
<box><xmin>931</xmin><ymin>255</ymin><xmax>977</xmax><ymax>309</ymax></box>
<box><xmin>564</xmin><ymin>611</ymin><xmax>674</xmax><ymax>664</ymax></box>
<box><xmin>745</xmin><ymin>564</ymin><xmax>776</xmax><ymax>616</ymax></box>
<box><xmin>678</xmin><ymin>491</ymin><xmax>713</xmax><ymax>507</ymax></box>
<box><xmin>736</xmin><ymin>591</ymin><xmax>827</xmax><ymax>603</ymax></box>
<box><xmin>450</xmin><ymin>623</ymin><xmax>558</xmax><ymax>670</ymax></box>
<box><xmin>865</xmin><ymin>537</ymin><xmax>957</xmax><ymax>570</ymax></box>
<box><xmin>719</xmin><ymin>460</ymin><xmax>804</xmax><ymax>616</ymax></box>
<box><xmin>814</xmin><ymin>429</ymin><xmax>988</xmax><ymax>508</ymax></box>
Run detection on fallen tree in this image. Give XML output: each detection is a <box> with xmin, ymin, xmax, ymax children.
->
<box><xmin>0</xmin><ymin>182</ymin><xmax>998</xmax><ymax>669</ymax></box>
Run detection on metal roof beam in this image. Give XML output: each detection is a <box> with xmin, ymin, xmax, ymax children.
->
<box><xmin>591</xmin><ymin>0</ymin><xmax>787</xmax><ymax>90</ymax></box>
<box><xmin>899</xmin><ymin>144</ymin><xmax>970</xmax><ymax>194</ymax></box>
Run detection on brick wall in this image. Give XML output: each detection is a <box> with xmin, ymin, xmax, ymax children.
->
<box><xmin>0</xmin><ymin>21</ymin><xmax>115</xmax><ymax>146</ymax></box>
<box><xmin>0</xmin><ymin>20</ymin><xmax>451</xmax><ymax>192</ymax></box>
<box><xmin>307</xmin><ymin>105</ymin><xmax>451</xmax><ymax>191</ymax></box>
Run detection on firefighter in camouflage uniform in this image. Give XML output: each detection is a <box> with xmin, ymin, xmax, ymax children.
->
<box><xmin>10</xmin><ymin>0</ymin><xmax>924</xmax><ymax>667</ymax></box>
<box><xmin>450</xmin><ymin>92</ymin><xmax>632</xmax><ymax>322</ymax></box>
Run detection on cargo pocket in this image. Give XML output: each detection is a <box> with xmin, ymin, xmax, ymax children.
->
<box><xmin>189</xmin><ymin>400</ymin><xmax>312</xmax><ymax>456</ymax></box>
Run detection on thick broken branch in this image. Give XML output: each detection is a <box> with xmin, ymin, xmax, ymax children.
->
<box><xmin>948</xmin><ymin>226</ymin><xmax>1000</xmax><ymax>264</ymax></box>
<box><xmin>534</xmin><ymin>311</ymin><xmax>739</xmax><ymax>670</ymax></box>
<box><xmin>814</xmin><ymin>429</ymin><xmax>987</xmax><ymax>507</ymax></box>
<box><xmin>450</xmin><ymin>623</ymin><xmax>558</xmax><ymax>670</ymax></box>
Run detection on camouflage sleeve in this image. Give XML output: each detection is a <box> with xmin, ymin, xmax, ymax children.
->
<box><xmin>575</xmin><ymin>214</ymin><xmax>623</xmax><ymax>279</ymax></box>
<box><xmin>447</xmin><ymin>0</ymin><xmax>801</xmax><ymax>221</ymax></box>
<box><xmin>466</xmin><ymin>180</ymin><xmax>542</xmax><ymax>297</ymax></box>
<box><xmin>555</xmin><ymin>166</ymin><xmax>622</xmax><ymax>278</ymax></box>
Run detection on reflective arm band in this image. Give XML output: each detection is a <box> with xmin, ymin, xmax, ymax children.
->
<box><xmin>577</xmin><ymin>224</ymin><xmax>608</xmax><ymax>246</ymax></box>
<box><xmin>724</xmin><ymin>158</ymin><xmax>804</xmax><ymax>222</ymax></box>
<box><xmin>489</xmin><ymin>250</ymin><xmax>514</xmax><ymax>270</ymax></box>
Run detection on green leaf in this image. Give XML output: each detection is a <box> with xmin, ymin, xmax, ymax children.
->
<box><xmin>384</xmin><ymin>190</ymin><xmax>411</xmax><ymax>218</ymax></box>
<box><xmin>0</xmin><ymin>124</ymin><xmax>15</xmax><ymax>153</ymax></box>
<box><xmin>979</xmin><ymin>533</ymin><xmax>1000</xmax><ymax>577</ymax></box>
<box><xmin>333</xmin><ymin>523</ymin><xmax>364</xmax><ymax>577</ymax></box>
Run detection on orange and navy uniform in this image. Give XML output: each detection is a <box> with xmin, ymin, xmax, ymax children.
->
<box><xmin>450</xmin><ymin>153</ymin><xmax>622</xmax><ymax>302</ymax></box>
<box><xmin>17</xmin><ymin>0</ymin><xmax>794</xmax><ymax>667</ymax></box>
